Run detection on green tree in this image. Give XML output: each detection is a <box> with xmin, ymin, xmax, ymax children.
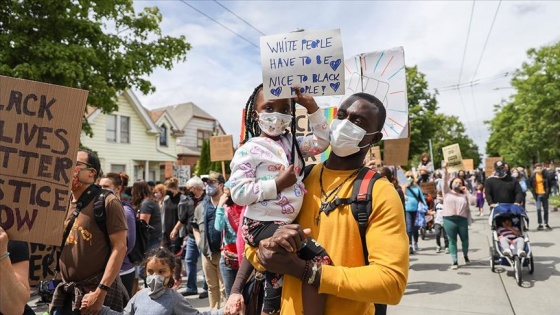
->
<box><xmin>194</xmin><ymin>139</ymin><xmax>211</xmax><ymax>176</ymax></box>
<box><xmin>0</xmin><ymin>0</ymin><xmax>190</xmax><ymax>136</ymax></box>
<box><xmin>486</xmin><ymin>42</ymin><xmax>560</xmax><ymax>165</ymax></box>
<box><xmin>405</xmin><ymin>66</ymin><xmax>440</xmax><ymax>162</ymax></box>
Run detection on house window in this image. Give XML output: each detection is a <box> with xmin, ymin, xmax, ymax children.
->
<box><xmin>160</xmin><ymin>124</ymin><xmax>168</xmax><ymax>146</ymax></box>
<box><xmin>197</xmin><ymin>129</ymin><xmax>212</xmax><ymax>148</ymax></box>
<box><xmin>106</xmin><ymin>114</ymin><xmax>130</xmax><ymax>143</ymax></box>
<box><xmin>111</xmin><ymin>164</ymin><xmax>126</xmax><ymax>173</ymax></box>
<box><xmin>106</xmin><ymin>115</ymin><xmax>117</xmax><ymax>142</ymax></box>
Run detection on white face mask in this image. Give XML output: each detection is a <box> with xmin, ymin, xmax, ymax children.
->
<box><xmin>330</xmin><ymin>119</ymin><xmax>379</xmax><ymax>157</ymax></box>
<box><xmin>146</xmin><ymin>274</ymin><xmax>168</xmax><ymax>299</ymax></box>
<box><xmin>258</xmin><ymin>112</ymin><xmax>292</xmax><ymax>137</ymax></box>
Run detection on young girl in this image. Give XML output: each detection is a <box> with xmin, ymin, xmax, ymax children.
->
<box><xmin>90</xmin><ymin>247</ymin><xmax>222</xmax><ymax>315</ymax></box>
<box><xmin>476</xmin><ymin>183</ymin><xmax>485</xmax><ymax>216</ymax></box>
<box><xmin>230</xmin><ymin>84</ymin><xmax>330</xmax><ymax>315</ymax></box>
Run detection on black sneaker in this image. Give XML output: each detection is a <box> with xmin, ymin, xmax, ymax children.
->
<box><xmin>537</xmin><ymin>225</ymin><xmax>544</xmax><ymax>230</ymax></box>
<box><xmin>198</xmin><ymin>291</ymin><xmax>208</xmax><ymax>299</ymax></box>
<box><xmin>464</xmin><ymin>256</ymin><xmax>470</xmax><ymax>264</ymax></box>
<box><xmin>182</xmin><ymin>291</ymin><xmax>198</xmax><ymax>297</ymax></box>
<box><xmin>545</xmin><ymin>224</ymin><xmax>552</xmax><ymax>230</ymax></box>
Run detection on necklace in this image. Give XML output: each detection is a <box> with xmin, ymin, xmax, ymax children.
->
<box><xmin>316</xmin><ymin>163</ymin><xmax>364</xmax><ymax>225</ymax></box>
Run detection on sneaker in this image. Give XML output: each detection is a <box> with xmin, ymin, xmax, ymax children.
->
<box><xmin>198</xmin><ymin>291</ymin><xmax>208</xmax><ymax>299</ymax></box>
<box><xmin>545</xmin><ymin>224</ymin><xmax>552</xmax><ymax>230</ymax></box>
<box><xmin>464</xmin><ymin>256</ymin><xmax>470</xmax><ymax>264</ymax></box>
<box><xmin>537</xmin><ymin>225</ymin><xmax>544</xmax><ymax>230</ymax></box>
<box><xmin>451</xmin><ymin>262</ymin><xmax>458</xmax><ymax>270</ymax></box>
<box><xmin>182</xmin><ymin>291</ymin><xmax>198</xmax><ymax>297</ymax></box>
<box><xmin>502</xmin><ymin>249</ymin><xmax>512</xmax><ymax>257</ymax></box>
<box><xmin>414</xmin><ymin>243</ymin><xmax>419</xmax><ymax>251</ymax></box>
<box><xmin>409</xmin><ymin>246</ymin><xmax>414</xmax><ymax>255</ymax></box>
<box><xmin>445</xmin><ymin>247</ymin><xmax>449</xmax><ymax>254</ymax></box>
<box><xmin>518</xmin><ymin>250</ymin><xmax>527</xmax><ymax>258</ymax></box>
<box><xmin>436</xmin><ymin>246</ymin><xmax>441</xmax><ymax>253</ymax></box>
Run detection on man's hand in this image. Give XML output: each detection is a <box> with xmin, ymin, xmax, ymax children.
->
<box><xmin>170</xmin><ymin>227</ymin><xmax>179</xmax><ymax>240</ymax></box>
<box><xmin>80</xmin><ymin>289</ymin><xmax>106</xmax><ymax>315</ymax></box>
<box><xmin>256</xmin><ymin>225</ymin><xmax>309</xmax><ymax>277</ymax></box>
<box><xmin>275</xmin><ymin>165</ymin><xmax>297</xmax><ymax>192</ymax></box>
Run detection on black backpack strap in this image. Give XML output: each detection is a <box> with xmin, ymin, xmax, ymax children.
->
<box><xmin>351</xmin><ymin>168</ymin><xmax>381</xmax><ymax>266</ymax></box>
<box><xmin>48</xmin><ymin>184</ymin><xmax>101</xmax><ymax>270</ymax></box>
<box><xmin>94</xmin><ymin>189</ymin><xmax>113</xmax><ymax>261</ymax></box>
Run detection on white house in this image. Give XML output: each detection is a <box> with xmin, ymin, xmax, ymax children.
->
<box><xmin>81</xmin><ymin>90</ymin><xmax>181</xmax><ymax>182</ymax></box>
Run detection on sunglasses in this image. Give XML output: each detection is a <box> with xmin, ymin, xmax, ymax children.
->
<box><xmin>76</xmin><ymin>161</ymin><xmax>93</xmax><ymax>168</ymax></box>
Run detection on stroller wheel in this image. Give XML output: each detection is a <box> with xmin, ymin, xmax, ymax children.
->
<box><xmin>528</xmin><ymin>255</ymin><xmax>535</xmax><ymax>274</ymax></box>
<box><xmin>489</xmin><ymin>247</ymin><xmax>496</xmax><ymax>272</ymax></box>
<box><xmin>514</xmin><ymin>256</ymin><xmax>523</xmax><ymax>286</ymax></box>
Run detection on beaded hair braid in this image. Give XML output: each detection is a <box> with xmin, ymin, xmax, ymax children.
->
<box><xmin>242</xmin><ymin>84</ymin><xmax>305</xmax><ymax>174</ymax></box>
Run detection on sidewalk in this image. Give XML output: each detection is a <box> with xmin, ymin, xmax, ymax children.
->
<box><xmin>390</xmin><ymin>197</ymin><xmax>560</xmax><ymax>314</ymax></box>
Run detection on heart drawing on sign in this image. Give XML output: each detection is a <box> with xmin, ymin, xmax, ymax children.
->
<box><xmin>330</xmin><ymin>59</ymin><xmax>342</xmax><ymax>71</ymax></box>
<box><xmin>270</xmin><ymin>87</ymin><xmax>282</xmax><ymax>97</ymax></box>
<box><xmin>330</xmin><ymin>82</ymin><xmax>340</xmax><ymax>92</ymax></box>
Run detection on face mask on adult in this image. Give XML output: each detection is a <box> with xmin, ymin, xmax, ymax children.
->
<box><xmin>330</xmin><ymin>119</ymin><xmax>379</xmax><ymax>157</ymax></box>
<box><xmin>453</xmin><ymin>182</ymin><xmax>462</xmax><ymax>192</ymax></box>
<box><xmin>71</xmin><ymin>166</ymin><xmax>94</xmax><ymax>191</ymax></box>
<box><xmin>146</xmin><ymin>274</ymin><xmax>169</xmax><ymax>299</ymax></box>
<box><xmin>406</xmin><ymin>176</ymin><xmax>414</xmax><ymax>184</ymax></box>
<box><xmin>205</xmin><ymin>184</ymin><xmax>218</xmax><ymax>197</ymax></box>
<box><xmin>511</xmin><ymin>172</ymin><xmax>519</xmax><ymax>178</ymax></box>
<box><xmin>258</xmin><ymin>112</ymin><xmax>292</xmax><ymax>137</ymax></box>
<box><xmin>421</xmin><ymin>174</ymin><xmax>430</xmax><ymax>181</ymax></box>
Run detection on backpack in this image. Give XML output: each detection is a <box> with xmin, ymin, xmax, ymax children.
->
<box><xmin>304</xmin><ymin>165</ymin><xmax>387</xmax><ymax>315</ymax></box>
<box><xmin>127</xmin><ymin>215</ymin><xmax>153</xmax><ymax>265</ymax></box>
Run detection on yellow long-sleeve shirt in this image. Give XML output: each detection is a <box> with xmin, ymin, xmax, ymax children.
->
<box><xmin>249</xmin><ymin>164</ymin><xmax>409</xmax><ymax>315</ymax></box>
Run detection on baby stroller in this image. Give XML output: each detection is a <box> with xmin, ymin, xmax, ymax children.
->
<box><xmin>489</xmin><ymin>204</ymin><xmax>534</xmax><ymax>286</ymax></box>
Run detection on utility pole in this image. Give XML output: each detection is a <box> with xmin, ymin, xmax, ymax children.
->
<box><xmin>429</xmin><ymin>138</ymin><xmax>435</xmax><ymax>166</ymax></box>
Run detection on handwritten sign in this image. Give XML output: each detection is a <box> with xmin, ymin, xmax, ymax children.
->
<box><xmin>442</xmin><ymin>144</ymin><xmax>465</xmax><ymax>173</ymax></box>
<box><xmin>210</xmin><ymin>135</ymin><xmax>234</xmax><ymax>162</ymax></box>
<box><xmin>260</xmin><ymin>29</ymin><xmax>345</xmax><ymax>100</ymax></box>
<box><xmin>28</xmin><ymin>243</ymin><xmax>58</xmax><ymax>286</ymax></box>
<box><xmin>485</xmin><ymin>157</ymin><xmax>502</xmax><ymax>178</ymax></box>
<box><xmin>364</xmin><ymin>146</ymin><xmax>382</xmax><ymax>166</ymax></box>
<box><xmin>420</xmin><ymin>182</ymin><xmax>436</xmax><ymax>197</ymax></box>
<box><xmin>384</xmin><ymin>137</ymin><xmax>410</xmax><ymax>166</ymax></box>
<box><xmin>329</xmin><ymin>47</ymin><xmax>408</xmax><ymax>139</ymax></box>
<box><xmin>0</xmin><ymin>75</ymin><xmax>88</xmax><ymax>245</ymax></box>
<box><xmin>173</xmin><ymin>165</ymin><xmax>191</xmax><ymax>188</ymax></box>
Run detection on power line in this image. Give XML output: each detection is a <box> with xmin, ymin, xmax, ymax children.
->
<box><xmin>213</xmin><ymin>1</ymin><xmax>266</xmax><ymax>36</ymax></box>
<box><xmin>471</xmin><ymin>0</ymin><xmax>502</xmax><ymax>81</ymax></box>
<box><xmin>457</xmin><ymin>0</ymin><xmax>476</xmax><ymax>85</ymax></box>
<box><xmin>179</xmin><ymin>0</ymin><xmax>259</xmax><ymax>49</ymax></box>
<box><xmin>436</xmin><ymin>71</ymin><xmax>511</xmax><ymax>92</ymax></box>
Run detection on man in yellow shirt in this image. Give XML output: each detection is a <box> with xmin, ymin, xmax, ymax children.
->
<box><xmin>253</xmin><ymin>92</ymin><xmax>409</xmax><ymax>314</ymax></box>
<box><xmin>529</xmin><ymin>163</ymin><xmax>551</xmax><ymax>230</ymax></box>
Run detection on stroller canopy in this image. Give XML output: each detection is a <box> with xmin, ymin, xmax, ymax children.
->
<box><xmin>492</xmin><ymin>203</ymin><xmax>528</xmax><ymax>221</ymax></box>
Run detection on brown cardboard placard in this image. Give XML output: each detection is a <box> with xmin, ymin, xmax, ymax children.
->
<box><xmin>485</xmin><ymin>157</ymin><xmax>502</xmax><ymax>178</ymax></box>
<box><xmin>210</xmin><ymin>135</ymin><xmax>234</xmax><ymax>162</ymax></box>
<box><xmin>442</xmin><ymin>143</ymin><xmax>464</xmax><ymax>173</ymax></box>
<box><xmin>420</xmin><ymin>182</ymin><xmax>437</xmax><ymax>197</ymax></box>
<box><xmin>364</xmin><ymin>146</ymin><xmax>382</xmax><ymax>166</ymax></box>
<box><xmin>28</xmin><ymin>243</ymin><xmax>58</xmax><ymax>286</ymax></box>
<box><xmin>384</xmin><ymin>137</ymin><xmax>410</xmax><ymax>166</ymax></box>
<box><xmin>0</xmin><ymin>75</ymin><xmax>88</xmax><ymax>246</ymax></box>
<box><xmin>463</xmin><ymin>159</ymin><xmax>474</xmax><ymax>171</ymax></box>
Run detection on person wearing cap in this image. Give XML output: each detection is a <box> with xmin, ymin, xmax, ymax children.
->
<box><xmin>528</xmin><ymin>163</ymin><xmax>551</xmax><ymax>230</ymax></box>
<box><xmin>192</xmin><ymin>171</ymin><xmax>227</xmax><ymax>309</ymax></box>
<box><xmin>484</xmin><ymin>160</ymin><xmax>524</xmax><ymax>211</ymax></box>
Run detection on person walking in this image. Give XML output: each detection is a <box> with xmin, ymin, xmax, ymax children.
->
<box><xmin>528</xmin><ymin>163</ymin><xmax>552</xmax><ymax>230</ymax></box>
<box><xmin>442</xmin><ymin>162</ymin><xmax>476</xmax><ymax>269</ymax></box>
<box><xmin>404</xmin><ymin>171</ymin><xmax>426</xmax><ymax>254</ymax></box>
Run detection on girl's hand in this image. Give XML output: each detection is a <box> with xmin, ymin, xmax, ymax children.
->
<box><xmin>224</xmin><ymin>293</ymin><xmax>245</xmax><ymax>315</ymax></box>
<box><xmin>442</xmin><ymin>162</ymin><xmax>448</xmax><ymax>169</ymax></box>
<box><xmin>218</xmin><ymin>193</ymin><xmax>229</xmax><ymax>207</ymax></box>
<box><xmin>292</xmin><ymin>87</ymin><xmax>319</xmax><ymax>114</ymax></box>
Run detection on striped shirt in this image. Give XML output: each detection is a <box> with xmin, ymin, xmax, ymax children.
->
<box><xmin>497</xmin><ymin>226</ymin><xmax>520</xmax><ymax>240</ymax></box>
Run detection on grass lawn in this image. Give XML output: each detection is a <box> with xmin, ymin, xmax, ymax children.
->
<box><xmin>550</xmin><ymin>195</ymin><xmax>560</xmax><ymax>207</ymax></box>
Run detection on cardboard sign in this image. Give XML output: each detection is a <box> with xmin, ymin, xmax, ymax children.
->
<box><xmin>173</xmin><ymin>165</ymin><xmax>191</xmax><ymax>188</ymax></box>
<box><xmin>420</xmin><ymin>182</ymin><xmax>436</xmax><ymax>197</ymax></box>
<box><xmin>210</xmin><ymin>135</ymin><xmax>234</xmax><ymax>162</ymax></box>
<box><xmin>260</xmin><ymin>29</ymin><xmax>345</xmax><ymax>100</ymax></box>
<box><xmin>384</xmin><ymin>137</ymin><xmax>410</xmax><ymax>166</ymax></box>
<box><xmin>442</xmin><ymin>144</ymin><xmax>464</xmax><ymax>173</ymax></box>
<box><xmin>364</xmin><ymin>146</ymin><xmax>382</xmax><ymax>166</ymax></box>
<box><xmin>0</xmin><ymin>75</ymin><xmax>88</xmax><ymax>245</ymax></box>
<box><xmin>294</xmin><ymin>107</ymin><xmax>337</xmax><ymax>163</ymax></box>
<box><xmin>28</xmin><ymin>243</ymin><xmax>58</xmax><ymax>286</ymax></box>
<box><xmin>485</xmin><ymin>157</ymin><xmax>502</xmax><ymax>177</ymax></box>
<box><xmin>463</xmin><ymin>159</ymin><xmax>474</xmax><ymax>171</ymax></box>
<box><xmin>329</xmin><ymin>47</ymin><xmax>409</xmax><ymax>140</ymax></box>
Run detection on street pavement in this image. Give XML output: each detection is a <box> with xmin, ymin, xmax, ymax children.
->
<box><xmin>390</xmin><ymin>197</ymin><xmax>560</xmax><ymax>315</ymax></box>
<box><xmin>29</xmin><ymin>197</ymin><xmax>559</xmax><ymax>314</ymax></box>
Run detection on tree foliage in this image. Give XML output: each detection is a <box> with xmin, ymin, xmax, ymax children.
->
<box><xmin>486</xmin><ymin>42</ymin><xmax>560</xmax><ymax>166</ymax></box>
<box><xmin>194</xmin><ymin>139</ymin><xmax>211</xmax><ymax>176</ymax></box>
<box><xmin>0</xmin><ymin>0</ymin><xmax>191</xmax><ymax>136</ymax></box>
<box><xmin>430</xmin><ymin>114</ymin><xmax>482</xmax><ymax>168</ymax></box>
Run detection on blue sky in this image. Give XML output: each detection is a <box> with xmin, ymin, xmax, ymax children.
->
<box><xmin>132</xmin><ymin>0</ymin><xmax>560</xmax><ymax>155</ymax></box>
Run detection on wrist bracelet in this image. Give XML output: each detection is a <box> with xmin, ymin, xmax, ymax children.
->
<box><xmin>307</xmin><ymin>262</ymin><xmax>319</xmax><ymax>285</ymax></box>
<box><xmin>98</xmin><ymin>283</ymin><xmax>110</xmax><ymax>291</ymax></box>
<box><xmin>0</xmin><ymin>252</ymin><xmax>9</xmax><ymax>261</ymax></box>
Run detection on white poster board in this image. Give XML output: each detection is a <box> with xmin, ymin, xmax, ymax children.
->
<box><xmin>442</xmin><ymin>143</ymin><xmax>465</xmax><ymax>173</ymax></box>
<box><xmin>173</xmin><ymin>165</ymin><xmax>191</xmax><ymax>188</ymax></box>
<box><xmin>327</xmin><ymin>47</ymin><xmax>408</xmax><ymax>139</ymax></box>
<box><xmin>260</xmin><ymin>29</ymin><xmax>345</xmax><ymax>100</ymax></box>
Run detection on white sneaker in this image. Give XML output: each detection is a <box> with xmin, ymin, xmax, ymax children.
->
<box><xmin>436</xmin><ymin>246</ymin><xmax>441</xmax><ymax>253</ymax></box>
<box><xmin>518</xmin><ymin>250</ymin><xmax>527</xmax><ymax>257</ymax></box>
<box><xmin>445</xmin><ymin>248</ymin><xmax>449</xmax><ymax>254</ymax></box>
<box><xmin>502</xmin><ymin>249</ymin><xmax>512</xmax><ymax>257</ymax></box>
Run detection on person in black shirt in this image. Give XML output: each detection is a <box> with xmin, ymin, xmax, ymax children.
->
<box><xmin>484</xmin><ymin>160</ymin><xmax>523</xmax><ymax>207</ymax></box>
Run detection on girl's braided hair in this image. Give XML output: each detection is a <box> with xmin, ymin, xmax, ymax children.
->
<box><xmin>242</xmin><ymin>84</ymin><xmax>305</xmax><ymax>175</ymax></box>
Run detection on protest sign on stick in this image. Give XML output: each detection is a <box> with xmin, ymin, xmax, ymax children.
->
<box><xmin>0</xmin><ymin>75</ymin><xmax>88</xmax><ymax>245</ymax></box>
<box><xmin>260</xmin><ymin>29</ymin><xmax>345</xmax><ymax>100</ymax></box>
<box><xmin>463</xmin><ymin>159</ymin><xmax>474</xmax><ymax>171</ymax></box>
<box><xmin>384</xmin><ymin>137</ymin><xmax>410</xmax><ymax>166</ymax></box>
<box><xmin>364</xmin><ymin>146</ymin><xmax>382</xmax><ymax>166</ymax></box>
<box><xmin>442</xmin><ymin>144</ymin><xmax>465</xmax><ymax>173</ymax></box>
<box><xmin>485</xmin><ymin>157</ymin><xmax>502</xmax><ymax>177</ymax></box>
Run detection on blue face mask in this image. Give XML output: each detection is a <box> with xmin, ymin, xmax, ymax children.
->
<box><xmin>205</xmin><ymin>184</ymin><xmax>217</xmax><ymax>197</ymax></box>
